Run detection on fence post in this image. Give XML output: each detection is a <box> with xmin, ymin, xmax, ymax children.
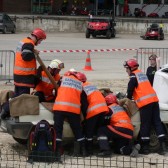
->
<box><xmin>0</xmin><ymin>50</ymin><xmax>15</xmax><ymax>83</ymax></box>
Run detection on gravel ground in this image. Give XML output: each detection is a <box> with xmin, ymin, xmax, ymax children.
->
<box><xmin>1</xmin><ymin>79</ymin><xmax>168</xmax><ymax>168</ymax></box>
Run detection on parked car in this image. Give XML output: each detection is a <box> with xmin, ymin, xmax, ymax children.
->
<box><xmin>85</xmin><ymin>18</ymin><xmax>116</xmax><ymax>39</ymax></box>
<box><xmin>0</xmin><ymin>13</ymin><xmax>16</xmax><ymax>34</ymax></box>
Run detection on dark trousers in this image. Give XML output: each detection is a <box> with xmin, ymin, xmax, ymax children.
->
<box><xmin>14</xmin><ymin>85</ymin><xmax>30</xmax><ymax>97</ymax></box>
<box><xmin>54</xmin><ymin>111</ymin><xmax>84</xmax><ymax>142</ymax></box>
<box><xmin>34</xmin><ymin>91</ymin><xmax>45</xmax><ymax>102</ymax></box>
<box><xmin>85</xmin><ymin>113</ymin><xmax>105</xmax><ymax>140</ymax></box>
<box><xmin>140</xmin><ymin>102</ymin><xmax>165</xmax><ymax>144</ymax></box>
<box><xmin>98</xmin><ymin>126</ymin><xmax>132</xmax><ymax>155</ymax></box>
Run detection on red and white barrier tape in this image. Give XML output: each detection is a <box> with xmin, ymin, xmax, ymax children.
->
<box><xmin>40</xmin><ymin>48</ymin><xmax>137</xmax><ymax>53</ymax></box>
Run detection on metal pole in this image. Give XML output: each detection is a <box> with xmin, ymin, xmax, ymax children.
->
<box><xmin>113</xmin><ymin>0</ymin><xmax>115</xmax><ymax>19</ymax></box>
<box><xmin>95</xmin><ymin>0</ymin><xmax>98</xmax><ymax>16</ymax></box>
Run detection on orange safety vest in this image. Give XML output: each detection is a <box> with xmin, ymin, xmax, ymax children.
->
<box><xmin>83</xmin><ymin>82</ymin><xmax>108</xmax><ymax>119</ymax></box>
<box><xmin>35</xmin><ymin>71</ymin><xmax>60</xmax><ymax>101</ymax></box>
<box><xmin>132</xmin><ymin>69</ymin><xmax>158</xmax><ymax>108</ymax></box>
<box><xmin>108</xmin><ymin>103</ymin><xmax>134</xmax><ymax>139</ymax></box>
<box><xmin>14</xmin><ymin>38</ymin><xmax>36</xmax><ymax>87</ymax></box>
<box><xmin>53</xmin><ymin>75</ymin><xmax>82</xmax><ymax>114</ymax></box>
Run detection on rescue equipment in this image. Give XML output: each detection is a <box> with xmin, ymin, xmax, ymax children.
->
<box><xmin>28</xmin><ymin>120</ymin><xmax>56</xmax><ymax>162</ymax></box>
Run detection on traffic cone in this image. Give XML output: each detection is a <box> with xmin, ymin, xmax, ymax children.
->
<box><xmin>83</xmin><ymin>51</ymin><xmax>93</xmax><ymax>71</ymax></box>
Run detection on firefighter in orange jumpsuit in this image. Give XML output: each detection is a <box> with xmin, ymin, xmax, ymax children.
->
<box><xmin>97</xmin><ymin>93</ymin><xmax>140</xmax><ymax>157</ymax></box>
<box><xmin>1</xmin><ymin>28</ymin><xmax>46</xmax><ymax>119</ymax></box>
<box><xmin>14</xmin><ymin>28</ymin><xmax>46</xmax><ymax>96</ymax></box>
<box><xmin>53</xmin><ymin>70</ymin><xmax>87</xmax><ymax>161</ymax></box>
<box><xmin>124</xmin><ymin>59</ymin><xmax>167</xmax><ymax>155</ymax></box>
<box><xmin>76</xmin><ymin>72</ymin><xmax>109</xmax><ymax>155</ymax></box>
<box><xmin>33</xmin><ymin>59</ymin><xmax>64</xmax><ymax>102</ymax></box>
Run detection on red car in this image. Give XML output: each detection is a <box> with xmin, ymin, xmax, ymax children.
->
<box><xmin>140</xmin><ymin>23</ymin><xmax>164</xmax><ymax>40</ymax></box>
<box><xmin>85</xmin><ymin>18</ymin><xmax>116</xmax><ymax>39</ymax></box>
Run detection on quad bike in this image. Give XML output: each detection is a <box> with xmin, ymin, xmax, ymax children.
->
<box><xmin>140</xmin><ymin>23</ymin><xmax>164</xmax><ymax>40</ymax></box>
<box><xmin>85</xmin><ymin>18</ymin><xmax>116</xmax><ymax>39</ymax></box>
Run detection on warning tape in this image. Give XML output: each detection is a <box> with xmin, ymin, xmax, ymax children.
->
<box><xmin>40</xmin><ymin>48</ymin><xmax>138</xmax><ymax>53</ymax></box>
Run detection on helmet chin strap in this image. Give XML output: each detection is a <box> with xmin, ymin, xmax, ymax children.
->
<box><xmin>35</xmin><ymin>38</ymin><xmax>41</xmax><ymax>46</ymax></box>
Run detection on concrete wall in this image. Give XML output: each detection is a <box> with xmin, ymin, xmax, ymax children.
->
<box><xmin>10</xmin><ymin>15</ymin><xmax>168</xmax><ymax>34</ymax></box>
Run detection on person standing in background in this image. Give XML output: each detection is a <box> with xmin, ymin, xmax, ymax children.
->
<box><xmin>146</xmin><ymin>54</ymin><xmax>160</xmax><ymax>86</ymax></box>
<box><xmin>117</xmin><ymin>0</ymin><xmax>124</xmax><ymax>16</ymax></box>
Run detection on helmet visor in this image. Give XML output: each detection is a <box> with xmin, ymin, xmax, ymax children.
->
<box><xmin>58</xmin><ymin>63</ymin><xmax>64</xmax><ymax>69</ymax></box>
<box><xmin>123</xmin><ymin>61</ymin><xmax>128</xmax><ymax>68</ymax></box>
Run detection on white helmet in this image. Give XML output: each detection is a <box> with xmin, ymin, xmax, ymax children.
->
<box><xmin>69</xmin><ymin>68</ymin><xmax>77</xmax><ymax>72</ymax></box>
<box><xmin>48</xmin><ymin>59</ymin><xmax>64</xmax><ymax>69</ymax></box>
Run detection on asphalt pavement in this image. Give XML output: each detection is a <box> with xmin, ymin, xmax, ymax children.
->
<box><xmin>0</xmin><ymin>32</ymin><xmax>167</xmax><ymax>80</ymax></box>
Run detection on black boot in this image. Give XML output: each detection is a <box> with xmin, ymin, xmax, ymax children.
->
<box><xmin>73</xmin><ymin>141</ymin><xmax>81</xmax><ymax>157</ymax></box>
<box><xmin>139</xmin><ymin>144</ymin><xmax>150</xmax><ymax>155</ymax></box>
<box><xmin>97</xmin><ymin>137</ymin><xmax>111</xmax><ymax>157</ymax></box>
<box><xmin>73</xmin><ymin>141</ymin><xmax>88</xmax><ymax>157</ymax></box>
<box><xmin>80</xmin><ymin>141</ymin><xmax>88</xmax><ymax>157</ymax></box>
<box><xmin>86</xmin><ymin>140</ymin><xmax>93</xmax><ymax>155</ymax></box>
<box><xmin>98</xmin><ymin>150</ymin><xmax>111</xmax><ymax>157</ymax></box>
<box><xmin>55</xmin><ymin>142</ymin><xmax>62</xmax><ymax>163</ymax></box>
<box><xmin>158</xmin><ymin>141</ymin><xmax>167</xmax><ymax>155</ymax></box>
<box><xmin>0</xmin><ymin>107</ymin><xmax>10</xmax><ymax>120</ymax></box>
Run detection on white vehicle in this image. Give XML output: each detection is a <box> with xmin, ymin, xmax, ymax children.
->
<box><xmin>0</xmin><ymin>97</ymin><xmax>74</xmax><ymax>145</ymax></box>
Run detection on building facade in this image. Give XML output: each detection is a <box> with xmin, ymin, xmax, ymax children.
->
<box><xmin>0</xmin><ymin>0</ymin><xmax>168</xmax><ymax>17</ymax></box>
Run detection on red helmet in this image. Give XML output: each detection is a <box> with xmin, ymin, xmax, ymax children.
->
<box><xmin>123</xmin><ymin>59</ymin><xmax>139</xmax><ymax>71</ymax></box>
<box><xmin>31</xmin><ymin>28</ymin><xmax>46</xmax><ymax>40</ymax></box>
<box><xmin>75</xmin><ymin>72</ymin><xmax>87</xmax><ymax>82</ymax></box>
<box><xmin>64</xmin><ymin>71</ymin><xmax>76</xmax><ymax>76</ymax></box>
<box><xmin>105</xmin><ymin>93</ymin><xmax>117</xmax><ymax>105</ymax></box>
<box><xmin>64</xmin><ymin>68</ymin><xmax>77</xmax><ymax>76</ymax></box>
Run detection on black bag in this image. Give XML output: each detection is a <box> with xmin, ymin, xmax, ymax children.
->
<box><xmin>28</xmin><ymin>120</ymin><xmax>56</xmax><ymax>162</ymax></box>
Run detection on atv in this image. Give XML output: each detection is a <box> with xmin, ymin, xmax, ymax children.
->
<box><xmin>85</xmin><ymin>18</ymin><xmax>116</xmax><ymax>39</ymax></box>
<box><xmin>140</xmin><ymin>23</ymin><xmax>164</xmax><ymax>40</ymax></box>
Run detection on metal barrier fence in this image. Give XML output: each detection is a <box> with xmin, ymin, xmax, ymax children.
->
<box><xmin>0</xmin><ymin>50</ymin><xmax>15</xmax><ymax>83</ymax></box>
<box><xmin>0</xmin><ymin>48</ymin><xmax>137</xmax><ymax>83</ymax></box>
<box><xmin>1</xmin><ymin>149</ymin><xmax>168</xmax><ymax>168</ymax></box>
<box><xmin>1</xmin><ymin>48</ymin><xmax>168</xmax><ymax>83</ymax></box>
<box><xmin>136</xmin><ymin>48</ymin><xmax>168</xmax><ymax>73</ymax></box>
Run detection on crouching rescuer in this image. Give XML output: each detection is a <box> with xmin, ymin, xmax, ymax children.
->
<box><xmin>97</xmin><ymin>93</ymin><xmax>140</xmax><ymax>157</ymax></box>
<box><xmin>33</xmin><ymin>59</ymin><xmax>64</xmax><ymax>102</ymax></box>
